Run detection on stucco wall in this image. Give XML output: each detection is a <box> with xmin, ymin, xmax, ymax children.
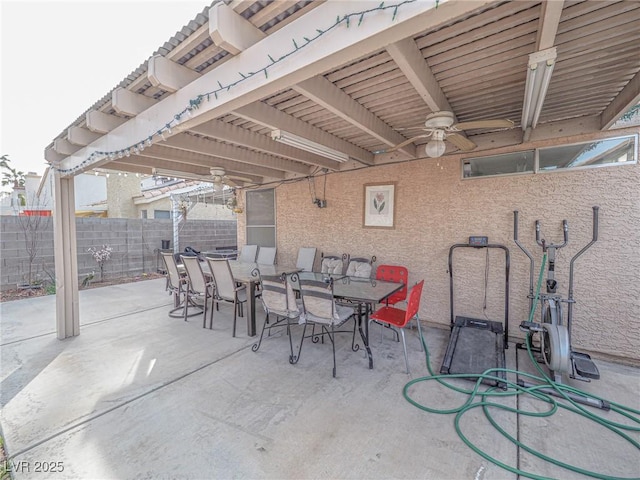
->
<box><xmin>273</xmin><ymin>159</ymin><xmax>640</xmax><ymax>363</ymax></box>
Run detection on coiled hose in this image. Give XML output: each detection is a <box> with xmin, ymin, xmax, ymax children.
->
<box><xmin>403</xmin><ymin>253</ymin><xmax>640</xmax><ymax>479</ymax></box>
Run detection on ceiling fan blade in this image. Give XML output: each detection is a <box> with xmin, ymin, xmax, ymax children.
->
<box><xmin>386</xmin><ymin>134</ymin><xmax>431</xmax><ymax>152</ymax></box>
<box><xmin>453</xmin><ymin>119</ymin><xmax>514</xmax><ymax>130</ymax></box>
<box><xmin>446</xmin><ymin>133</ymin><xmax>477</xmax><ymax>151</ymax></box>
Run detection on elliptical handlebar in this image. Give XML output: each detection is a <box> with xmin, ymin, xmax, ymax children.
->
<box><xmin>568</xmin><ymin>206</ymin><xmax>599</xmax><ymax>298</ymax></box>
<box><xmin>513</xmin><ymin>211</ymin><xmax>535</xmax><ymax>303</ymax></box>
<box><xmin>536</xmin><ymin>219</ymin><xmax>568</xmax><ymax>249</ymax></box>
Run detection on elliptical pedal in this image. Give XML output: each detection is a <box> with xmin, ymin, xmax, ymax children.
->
<box><xmin>572</xmin><ymin>352</ymin><xmax>600</xmax><ymax>380</ymax></box>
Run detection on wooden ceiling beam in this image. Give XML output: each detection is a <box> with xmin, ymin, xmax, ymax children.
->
<box><xmin>147</xmin><ymin>55</ymin><xmax>201</xmax><ymax>92</ymax></box>
<box><xmin>189</xmin><ymin>120</ymin><xmax>341</xmax><ymax>171</ymax></box>
<box><xmin>137</xmin><ymin>146</ymin><xmax>285</xmax><ymax>180</ymax></box>
<box><xmin>601</xmin><ymin>70</ymin><xmax>640</xmax><ymax>130</ymax></box>
<box><xmin>386</xmin><ymin>38</ymin><xmax>451</xmax><ymax>113</ymax></box>
<box><xmin>54</xmin><ymin>138</ymin><xmax>81</xmax><ymax>156</ymax></box>
<box><xmin>67</xmin><ymin>127</ymin><xmax>102</xmax><ymax>146</ymax></box>
<box><xmin>112</xmin><ymin>87</ymin><xmax>156</xmax><ymax>116</ymax></box>
<box><xmin>86</xmin><ymin>111</ymin><xmax>127</xmax><ymax>134</ymax></box>
<box><xmin>234</xmin><ymin>101</ymin><xmax>375</xmax><ymax>165</ymax></box>
<box><xmin>293</xmin><ymin>76</ymin><xmax>415</xmax><ymax>157</ymax></box>
<box><xmin>536</xmin><ymin>0</ymin><xmax>564</xmax><ymax>50</ymax></box>
<box><xmin>209</xmin><ymin>3</ymin><xmax>266</xmax><ymax>55</ymax></box>
<box><xmin>162</xmin><ymin>132</ymin><xmax>312</xmax><ymax>175</ymax></box>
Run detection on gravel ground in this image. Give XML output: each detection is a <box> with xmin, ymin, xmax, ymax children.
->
<box><xmin>0</xmin><ymin>273</ymin><xmax>164</xmax><ymax>303</ymax></box>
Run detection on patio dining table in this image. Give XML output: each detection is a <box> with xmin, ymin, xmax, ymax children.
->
<box><xmin>290</xmin><ymin>272</ymin><xmax>404</xmax><ymax>369</ymax></box>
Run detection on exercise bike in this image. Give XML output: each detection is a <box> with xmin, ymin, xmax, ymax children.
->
<box><xmin>513</xmin><ymin>207</ymin><xmax>608</xmax><ymax>410</ymax></box>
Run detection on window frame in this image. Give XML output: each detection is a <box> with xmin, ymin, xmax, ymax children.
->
<box><xmin>461</xmin><ymin>133</ymin><xmax>638</xmax><ymax>180</ymax></box>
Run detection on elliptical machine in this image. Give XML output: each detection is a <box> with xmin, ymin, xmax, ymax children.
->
<box><xmin>513</xmin><ymin>207</ymin><xmax>608</xmax><ymax>410</ymax></box>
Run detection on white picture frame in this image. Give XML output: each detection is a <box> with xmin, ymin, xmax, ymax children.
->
<box><xmin>363</xmin><ymin>182</ymin><xmax>396</xmax><ymax>229</ymax></box>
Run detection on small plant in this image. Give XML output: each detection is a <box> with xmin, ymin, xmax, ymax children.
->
<box><xmin>88</xmin><ymin>245</ymin><xmax>112</xmax><ymax>281</ymax></box>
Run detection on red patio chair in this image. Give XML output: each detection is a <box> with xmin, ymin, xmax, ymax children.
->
<box><xmin>368</xmin><ymin>280</ymin><xmax>424</xmax><ymax>374</ymax></box>
<box><xmin>375</xmin><ymin>264</ymin><xmax>408</xmax><ymax>306</ymax></box>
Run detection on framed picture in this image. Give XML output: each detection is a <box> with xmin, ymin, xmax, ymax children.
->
<box><xmin>363</xmin><ymin>182</ymin><xmax>396</xmax><ymax>229</ymax></box>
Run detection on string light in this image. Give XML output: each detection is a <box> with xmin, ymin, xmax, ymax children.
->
<box><xmin>51</xmin><ymin>0</ymin><xmax>431</xmax><ymax>175</ymax></box>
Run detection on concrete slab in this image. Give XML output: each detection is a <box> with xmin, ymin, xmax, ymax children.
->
<box><xmin>1</xmin><ymin>279</ymin><xmax>638</xmax><ymax>479</ymax></box>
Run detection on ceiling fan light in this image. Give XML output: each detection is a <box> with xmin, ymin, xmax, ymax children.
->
<box><xmin>213</xmin><ymin>181</ymin><xmax>223</xmax><ymax>193</ymax></box>
<box><xmin>425</xmin><ymin>139</ymin><xmax>446</xmax><ymax>158</ymax></box>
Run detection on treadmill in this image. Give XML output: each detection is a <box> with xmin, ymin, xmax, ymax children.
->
<box><xmin>440</xmin><ymin>237</ymin><xmax>509</xmax><ymax>388</ymax></box>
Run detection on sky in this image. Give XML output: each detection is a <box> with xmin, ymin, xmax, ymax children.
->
<box><xmin>0</xmin><ymin>0</ymin><xmax>211</xmax><ymax>189</ymax></box>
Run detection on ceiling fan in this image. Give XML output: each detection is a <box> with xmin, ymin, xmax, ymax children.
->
<box><xmin>209</xmin><ymin>167</ymin><xmax>250</xmax><ymax>191</ymax></box>
<box><xmin>386</xmin><ymin>111</ymin><xmax>514</xmax><ymax>158</ymax></box>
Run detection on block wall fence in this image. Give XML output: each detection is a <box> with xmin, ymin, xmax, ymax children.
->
<box><xmin>0</xmin><ymin>217</ymin><xmax>237</xmax><ymax>290</ymax></box>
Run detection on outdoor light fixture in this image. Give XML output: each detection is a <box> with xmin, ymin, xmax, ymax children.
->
<box><xmin>521</xmin><ymin>47</ymin><xmax>557</xmax><ymax>131</ymax></box>
<box><xmin>271</xmin><ymin>130</ymin><xmax>349</xmax><ymax>163</ymax></box>
<box><xmin>424</xmin><ymin>130</ymin><xmax>447</xmax><ymax>158</ymax></box>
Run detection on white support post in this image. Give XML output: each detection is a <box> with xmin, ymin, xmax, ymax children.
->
<box><xmin>53</xmin><ymin>173</ymin><xmax>80</xmax><ymax>339</ymax></box>
<box><xmin>171</xmin><ymin>195</ymin><xmax>181</xmax><ymax>254</ymax></box>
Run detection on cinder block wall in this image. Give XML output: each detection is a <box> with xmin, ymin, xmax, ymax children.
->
<box><xmin>0</xmin><ymin>217</ymin><xmax>237</xmax><ymax>289</ymax></box>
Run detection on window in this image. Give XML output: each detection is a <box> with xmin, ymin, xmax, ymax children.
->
<box><xmin>462</xmin><ymin>134</ymin><xmax>637</xmax><ymax>179</ymax></box>
<box><xmin>463</xmin><ymin>151</ymin><xmax>534</xmax><ymax>178</ymax></box>
<box><xmin>154</xmin><ymin>210</ymin><xmax>171</xmax><ymax>219</ymax></box>
<box><xmin>140</xmin><ymin>210</ymin><xmax>147</xmax><ymax>219</ymax></box>
<box><xmin>246</xmin><ymin>189</ymin><xmax>276</xmax><ymax>247</ymax></box>
<box><xmin>538</xmin><ymin>135</ymin><xmax>637</xmax><ymax>171</ymax></box>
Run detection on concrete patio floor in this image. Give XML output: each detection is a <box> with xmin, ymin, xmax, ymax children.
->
<box><xmin>1</xmin><ymin>278</ymin><xmax>638</xmax><ymax>479</ymax></box>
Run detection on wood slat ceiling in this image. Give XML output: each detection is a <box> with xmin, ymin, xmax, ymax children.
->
<box><xmin>50</xmin><ymin>0</ymin><xmax>640</xmax><ymax>186</ymax></box>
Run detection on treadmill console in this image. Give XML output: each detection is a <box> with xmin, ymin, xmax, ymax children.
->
<box><xmin>468</xmin><ymin>236</ymin><xmax>488</xmax><ymax>247</ymax></box>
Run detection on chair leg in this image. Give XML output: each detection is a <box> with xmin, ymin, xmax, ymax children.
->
<box><xmin>415</xmin><ymin>314</ymin><xmax>424</xmax><ymax>352</ymax></box>
<box><xmin>286</xmin><ymin>318</ymin><xmax>297</xmax><ymax>364</ymax></box>
<box><xmin>232</xmin><ymin>299</ymin><xmax>237</xmax><ymax>337</ymax></box>
<box><xmin>351</xmin><ymin>315</ymin><xmax>359</xmax><ymax>352</ymax></box>
<box><xmin>208</xmin><ymin>293</ymin><xmax>214</xmax><ymax>329</ymax></box>
<box><xmin>184</xmin><ymin>290</ymin><xmax>190</xmax><ymax>322</ymax></box>
<box><xmin>329</xmin><ymin>324</ymin><xmax>337</xmax><ymax>378</ymax></box>
<box><xmin>291</xmin><ymin>322</ymin><xmax>307</xmax><ymax>365</ymax></box>
<box><xmin>252</xmin><ymin>312</ymin><xmax>270</xmax><ymax>352</ymax></box>
<box><xmin>400</xmin><ymin>329</ymin><xmax>410</xmax><ymax>374</ymax></box>
<box><xmin>202</xmin><ymin>294</ymin><xmax>208</xmax><ymax>328</ymax></box>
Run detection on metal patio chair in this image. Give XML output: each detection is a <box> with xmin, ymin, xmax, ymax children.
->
<box><xmin>369</xmin><ymin>280</ymin><xmax>425</xmax><ymax>374</ymax></box>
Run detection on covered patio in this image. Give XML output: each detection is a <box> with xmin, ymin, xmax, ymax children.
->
<box><xmin>14</xmin><ymin>0</ymin><xmax>640</xmax><ymax>477</ymax></box>
<box><xmin>1</xmin><ymin>279</ymin><xmax>638</xmax><ymax>479</ymax></box>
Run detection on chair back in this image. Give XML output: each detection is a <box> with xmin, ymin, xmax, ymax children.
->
<box><xmin>401</xmin><ymin>280</ymin><xmax>424</xmax><ymax>327</ymax></box>
<box><xmin>239</xmin><ymin>244</ymin><xmax>259</xmax><ymax>263</ymax></box>
<box><xmin>376</xmin><ymin>264</ymin><xmax>409</xmax><ymax>305</ymax></box>
<box><xmin>256</xmin><ymin>246</ymin><xmax>277</xmax><ymax>265</ymax></box>
<box><xmin>181</xmin><ymin>255</ymin><xmax>208</xmax><ymax>293</ymax></box>
<box><xmin>207</xmin><ymin>258</ymin><xmax>236</xmax><ymax>301</ymax></box>
<box><xmin>258</xmin><ymin>271</ymin><xmax>299</xmax><ymax>317</ymax></box>
<box><xmin>320</xmin><ymin>253</ymin><xmax>349</xmax><ymax>275</ymax></box>
<box><xmin>298</xmin><ymin>276</ymin><xmax>338</xmax><ymax>325</ymax></box>
<box><xmin>296</xmin><ymin>247</ymin><xmax>317</xmax><ymax>272</ymax></box>
<box><xmin>161</xmin><ymin>252</ymin><xmax>183</xmax><ymax>291</ymax></box>
<box><xmin>346</xmin><ymin>255</ymin><xmax>376</xmax><ymax>278</ymax></box>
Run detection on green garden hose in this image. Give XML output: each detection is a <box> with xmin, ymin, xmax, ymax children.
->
<box><xmin>403</xmin><ymin>253</ymin><xmax>640</xmax><ymax>479</ymax></box>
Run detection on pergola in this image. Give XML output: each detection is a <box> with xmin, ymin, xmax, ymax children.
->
<box><xmin>45</xmin><ymin>0</ymin><xmax>640</xmax><ymax>339</ymax></box>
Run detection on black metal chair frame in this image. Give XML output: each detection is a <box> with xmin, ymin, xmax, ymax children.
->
<box><xmin>252</xmin><ymin>270</ymin><xmax>301</xmax><ymax>364</ymax></box>
<box><xmin>294</xmin><ymin>274</ymin><xmax>365</xmax><ymax>377</ymax></box>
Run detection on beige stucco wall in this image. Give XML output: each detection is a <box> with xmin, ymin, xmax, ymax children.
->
<box><xmin>107</xmin><ymin>175</ymin><xmax>139</xmax><ymax>218</ymax></box>
<box><xmin>136</xmin><ymin>197</ymin><xmax>235</xmax><ymax>220</ymax></box>
<box><xmin>266</xmin><ymin>157</ymin><xmax>639</xmax><ymax>364</ymax></box>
